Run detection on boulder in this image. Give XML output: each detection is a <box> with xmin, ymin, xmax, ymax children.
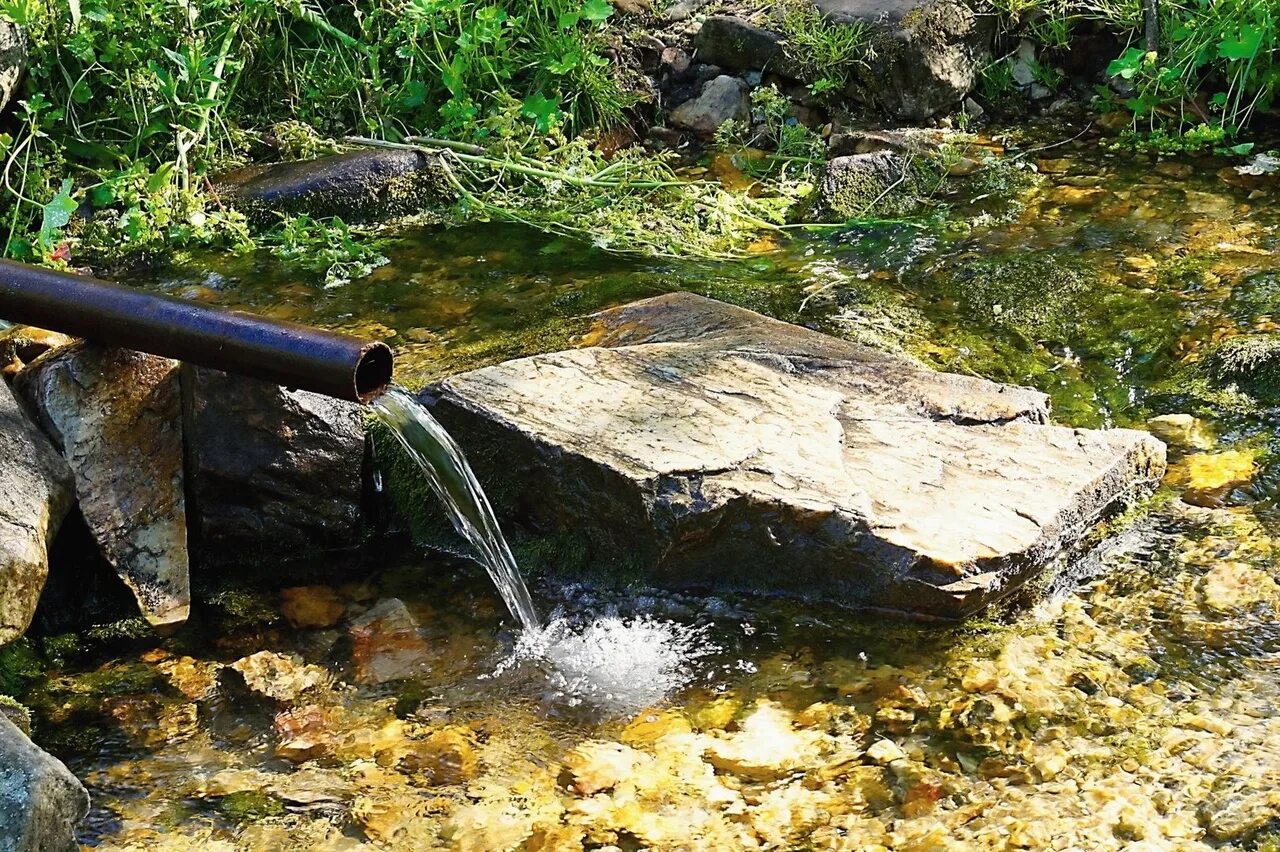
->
<box><xmin>0</xmin><ymin>381</ymin><xmax>74</xmax><ymax>646</ymax></box>
<box><xmin>421</xmin><ymin>293</ymin><xmax>1165</xmax><ymax>620</ymax></box>
<box><xmin>17</xmin><ymin>345</ymin><xmax>190</xmax><ymax>631</ymax></box>
<box><xmin>182</xmin><ymin>366</ymin><xmax>367</xmax><ymax>567</ymax></box>
<box><xmin>216</xmin><ymin>148</ymin><xmax>452</xmax><ymax>225</ymax></box>
<box><xmin>0</xmin><ymin>24</ymin><xmax>23</xmax><ymax>116</ymax></box>
<box><xmin>817</xmin><ymin>0</ymin><xmax>994</xmax><ymax>121</ymax></box>
<box><xmin>0</xmin><ymin>713</ymin><xmax>90</xmax><ymax>852</ymax></box>
<box><xmin>810</xmin><ymin>151</ymin><xmax>923</xmax><ymax>220</ymax></box>
<box><xmin>669</xmin><ymin>75</ymin><xmax>751</xmax><ymax>135</ymax></box>
<box><xmin>692</xmin><ymin>16</ymin><xmax>792</xmax><ymax>75</ymax></box>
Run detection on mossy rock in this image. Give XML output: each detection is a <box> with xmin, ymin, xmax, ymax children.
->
<box><xmin>1204</xmin><ymin>334</ymin><xmax>1280</xmax><ymax>401</ymax></box>
<box><xmin>938</xmin><ymin>252</ymin><xmax>1094</xmax><ymax>341</ymax></box>
<box><xmin>0</xmin><ymin>694</ymin><xmax>32</xmax><ymax>736</ymax></box>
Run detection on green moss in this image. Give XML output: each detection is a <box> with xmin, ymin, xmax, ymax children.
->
<box><xmin>84</xmin><ymin>618</ymin><xmax>156</xmax><ymax>645</ymax></box>
<box><xmin>41</xmin><ymin>634</ymin><xmax>81</xmax><ymax>669</ymax></box>
<box><xmin>1204</xmin><ymin>333</ymin><xmax>1280</xmax><ymax>401</ymax></box>
<box><xmin>0</xmin><ymin>640</ymin><xmax>45</xmax><ymax>698</ymax></box>
<box><xmin>203</xmin><ymin>586</ymin><xmax>281</xmax><ymax>630</ymax></box>
<box><xmin>218</xmin><ymin>791</ymin><xmax>285</xmax><ymax>824</ymax></box>
<box><xmin>941</xmin><ymin>252</ymin><xmax>1094</xmax><ymax>340</ymax></box>
<box><xmin>0</xmin><ymin>695</ymin><xmax>33</xmax><ymax>736</ymax></box>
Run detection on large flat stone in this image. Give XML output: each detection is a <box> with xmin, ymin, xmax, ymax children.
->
<box><xmin>18</xmin><ymin>345</ymin><xmax>190</xmax><ymax>631</ymax></box>
<box><xmin>423</xmin><ymin>293</ymin><xmax>1165</xmax><ymax>619</ymax></box>
<box><xmin>0</xmin><ymin>381</ymin><xmax>73</xmax><ymax>645</ymax></box>
<box><xmin>0</xmin><ymin>713</ymin><xmax>90</xmax><ymax>852</ymax></box>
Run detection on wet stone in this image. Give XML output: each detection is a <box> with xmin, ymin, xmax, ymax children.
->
<box><xmin>0</xmin><ymin>713</ymin><xmax>90</xmax><ymax>852</ymax></box>
<box><xmin>424</xmin><ymin>293</ymin><xmax>1166</xmax><ymax>619</ymax></box>
<box><xmin>182</xmin><ymin>366</ymin><xmax>366</xmax><ymax>567</ymax></box>
<box><xmin>228</xmin><ymin>650</ymin><xmax>333</xmax><ymax>704</ymax></box>
<box><xmin>280</xmin><ymin>586</ymin><xmax>347</xmax><ymax>630</ymax></box>
<box><xmin>349</xmin><ymin>598</ymin><xmax>432</xmax><ymax>684</ymax></box>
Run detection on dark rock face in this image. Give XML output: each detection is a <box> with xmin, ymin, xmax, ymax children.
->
<box><xmin>669</xmin><ymin>75</ymin><xmax>751</xmax><ymax>135</ymax></box>
<box><xmin>0</xmin><ymin>713</ymin><xmax>90</xmax><ymax>852</ymax></box>
<box><xmin>0</xmin><ymin>381</ymin><xmax>74</xmax><ymax>646</ymax></box>
<box><xmin>182</xmin><ymin>366</ymin><xmax>367</xmax><ymax>567</ymax></box>
<box><xmin>693</xmin><ymin>16</ymin><xmax>791</xmax><ymax>74</ymax></box>
<box><xmin>823</xmin><ymin>0</ymin><xmax>994</xmax><ymax>121</ymax></box>
<box><xmin>216</xmin><ymin>148</ymin><xmax>452</xmax><ymax>224</ymax></box>
<box><xmin>423</xmin><ymin>293</ymin><xmax>1165</xmax><ymax>620</ymax></box>
<box><xmin>17</xmin><ymin>345</ymin><xmax>190</xmax><ymax>631</ymax></box>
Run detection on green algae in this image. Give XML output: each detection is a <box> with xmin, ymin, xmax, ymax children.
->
<box><xmin>218</xmin><ymin>791</ymin><xmax>286</xmax><ymax>824</ymax></box>
<box><xmin>1205</xmin><ymin>333</ymin><xmax>1280</xmax><ymax>401</ymax></box>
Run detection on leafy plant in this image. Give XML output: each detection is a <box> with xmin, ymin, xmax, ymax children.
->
<box><xmin>776</xmin><ymin>0</ymin><xmax>871</xmax><ymax>90</ymax></box>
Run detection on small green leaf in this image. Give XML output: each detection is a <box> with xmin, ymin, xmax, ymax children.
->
<box><xmin>1229</xmin><ymin>142</ymin><xmax>1255</xmax><ymax>155</ymax></box>
<box><xmin>521</xmin><ymin>91</ymin><xmax>560</xmax><ymax>132</ymax></box>
<box><xmin>38</xmin><ymin>180</ymin><xmax>78</xmax><ymax>250</ymax></box>
<box><xmin>580</xmin><ymin>0</ymin><xmax>613</xmax><ymax>24</ymax></box>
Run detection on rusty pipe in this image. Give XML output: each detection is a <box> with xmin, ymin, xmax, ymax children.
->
<box><xmin>0</xmin><ymin>259</ymin><xmax>393</xmax><ymax>403</ymax></box>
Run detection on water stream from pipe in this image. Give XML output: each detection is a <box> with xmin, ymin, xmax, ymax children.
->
<box><xmin>372</xmin><ymin>384</ymin><xmax>707</xmax><ymax>712</ymax></box>
<box><xmin>372</xmin><ymin>384</ymin><xmax>541</xmax><ymax>630</ymax></box>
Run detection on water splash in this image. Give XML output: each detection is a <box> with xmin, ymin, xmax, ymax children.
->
<box><xmin>373</xmin><ymin>386</ymin><xmax>711</xmax><ymax>713</ymax></box>
<box><xmin>497</xmin><ymin>612</ymin><xmax>714</xmax><ymax>715</ymax></box>
<box><xmin>372</xmin><ymin>385</ymin><xmax>540</xmax><ymax>630</ymax></box>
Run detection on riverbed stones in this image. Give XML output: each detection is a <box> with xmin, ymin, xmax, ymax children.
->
<box><xmin>0</xmin><ymin>713</ymin><xmax>90</xmax><ymax>852</ymax></box>
<box><xmin>423</xmin><ymin>292</ymin><xmax>1166</xmax><ymax>619</ymax></box>
<box><xmin>17</xmin><ymin>344</ymin><xmax>190</xmax><ymax>631</ymax></box>
<box><xmin>181</xmin><ymin>366</ymin><xmax>366</xmax><ymax>566</ymax></box>
<box><xmin>669</xmin><ymin>75</ymin><xmax>751</xmax><ymax>135</ymax></box>
<box><xmin>217</xmin><ymin>147</ymin><xmax>452</xmax><ymax>224</ymax></box>
<box><xmin>0</xmin><ymin>381</ymin><xmax>73</xmax><ymax>646</ymax></box>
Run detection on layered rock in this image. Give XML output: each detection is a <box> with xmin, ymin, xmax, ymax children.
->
<box><xmin>17</xmin><ymin>345</ymin><xmax>190</xmax><ymax>631</ymax></box>
<box><xmin>421</xmin><ymin>293</ymin><xmax>1165</xmax><ymax>619</ymax></box>
<box><xmin>0</xmin><ymin>713</ymin><xmax>90</xmax><ymax>852</ymax></box>
<box><xmin>0</xmin><ymin>381</ymin><xmax>74</xmax><ymax>645</ymax></box>
<box><xmin>182</xmin><ymin>366</ymin><xmax>367</xmax><ymax>566</ymax></box>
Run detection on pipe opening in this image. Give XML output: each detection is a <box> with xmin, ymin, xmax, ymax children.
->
<box><xmin>355</xmin><ymin>342</ymin><xmax>394</xmax><ymax>403</ymax></box>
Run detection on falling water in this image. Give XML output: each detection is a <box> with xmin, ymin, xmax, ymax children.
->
<box><xmin>372</xmin><ymin>385</ymin><xmax>540</xmax><ymax>630</ymax></box>
<box><xmin>373</xmin><ymin>384</ymin><xmax>709</xmax><ymax>712</ymax></box>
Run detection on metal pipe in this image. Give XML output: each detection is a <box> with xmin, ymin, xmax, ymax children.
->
<box><xmin>0</xmin><ymin>259</ymin><xmax>393</xmax><ymax>403</ymax></box>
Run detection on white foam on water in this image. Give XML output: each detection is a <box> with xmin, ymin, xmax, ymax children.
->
<box><xmin>496</xmin><ymin>614</ymin><xmax>715</xmax><ymax>715</ymax></box>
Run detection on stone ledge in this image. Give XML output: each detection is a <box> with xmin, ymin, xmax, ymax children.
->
<box><xmin>421</xmin><ymin>292</ymin><xmax>1165</xmax><ymax>620</ymax></box>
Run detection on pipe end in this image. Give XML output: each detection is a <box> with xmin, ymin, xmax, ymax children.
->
<box><xmin>355</xmin><ymin>342</ymin><xmax>394</xmax><ymax>403</ymax></box>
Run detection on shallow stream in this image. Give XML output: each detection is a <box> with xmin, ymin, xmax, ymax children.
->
<box><xmin>27</xmin><ymin>128</ymin><xmax>1280</xmax><ymax>849</ymax></box>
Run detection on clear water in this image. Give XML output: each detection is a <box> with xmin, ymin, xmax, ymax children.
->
<box><xmin>371</xmin><ymin>384</ymin><xmax>540</xmax><ymax>630</ymax></box>
<box><xmin>26</xmin><ymin>130</ymin><xmax>1280</xmax><ymax>850</ymax></box>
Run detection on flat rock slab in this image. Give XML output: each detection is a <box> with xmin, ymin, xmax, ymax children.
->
<box><xmin>425</xmin><ymin>293</ymin><xmax>1165</xmax><ymax>619</ymax></box>
<box><xmin>0</xmin><ymin>381</ymin><xmax>73</xmax><ymax>645</ymax></box>
<box><xmin>18</xmin><ymin>345</ymin><xmax>190</xmax><ymax>630</ymax></box>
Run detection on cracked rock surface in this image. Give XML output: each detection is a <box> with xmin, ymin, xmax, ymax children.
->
<box><xmin>17</xmin><ymin>344</ymin><xmax>190</xmax><ymax>631</ymax></box>
<box><xmin>425</xmin><ymin>293</ymin><xmax>1166</xmax><ymax>619</ymax></box>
